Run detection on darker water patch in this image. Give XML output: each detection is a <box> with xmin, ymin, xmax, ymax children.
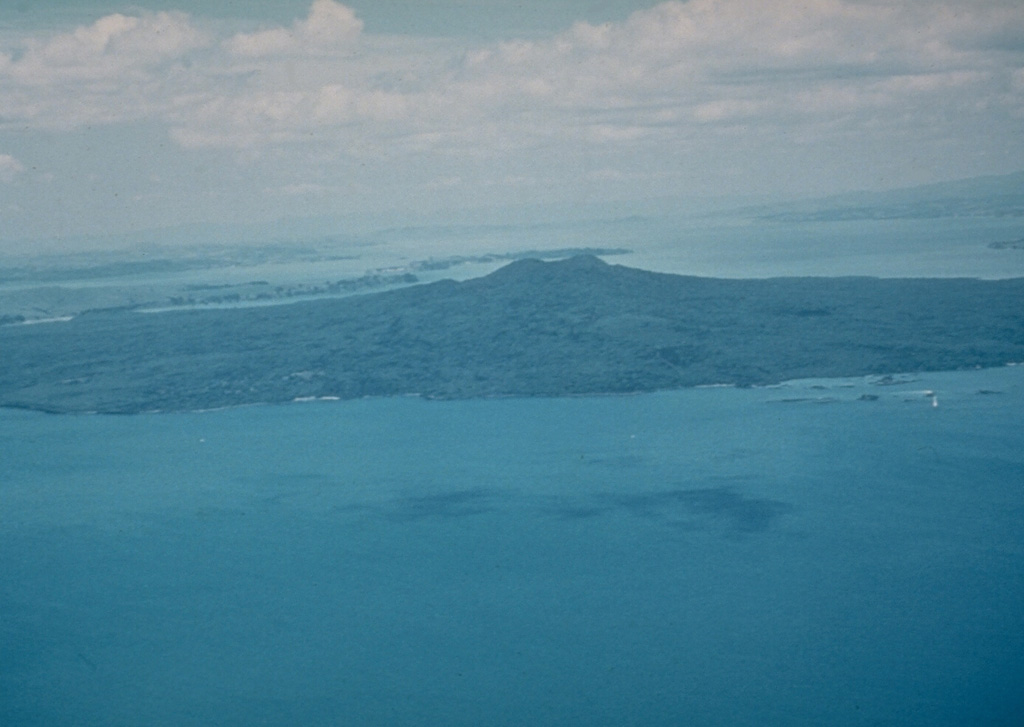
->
<box><xmin>343</xmin><ymin>485</ymin><xmax>789</xmax><ymax>534</ymax></box>
<box><xmin>382</xmin><ymin>487</ymin><xmax>500</xmax><ymax>522</ymax></box>
<box><xmin>537</xmin><ymin>497</ymin><xmax>612</xmax><ymax>521</ymax></box>
<box><xmin>603</xmin><ymin>487</ymin><xmax>791</xmax><ymax>533</ymax></box>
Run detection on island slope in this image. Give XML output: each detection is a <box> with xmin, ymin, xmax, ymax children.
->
<box><xmin>1</xmin><ymin>255</ymin><xmax>1023</xmax><ymax>413</ymax></box>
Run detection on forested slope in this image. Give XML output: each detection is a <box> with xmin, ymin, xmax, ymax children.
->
<box><xmin>2</xmin><ymin>255</ymin><xmax>1022</xmax><ymax>413</ymax></box>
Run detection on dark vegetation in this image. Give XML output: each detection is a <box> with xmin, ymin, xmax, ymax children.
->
<box><xmin>1</xmin><ymin>255</ymin><xmax>1023</xmax><ymax>414</ymax></box>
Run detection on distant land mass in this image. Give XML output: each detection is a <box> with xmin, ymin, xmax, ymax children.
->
<box><xmin>1</xmin><ymin>255</ymin><xmax>1023</xmax><ymax>414</ymax></box>
<box><xmin>0</xmin><ymin>245</ymin><xmax>632</xmax><ymax>323</ymax></box>
<box><xmin>747</xmin><ymin>170</ymin><xmax>1024</xmax><ymax>223</ymax></box>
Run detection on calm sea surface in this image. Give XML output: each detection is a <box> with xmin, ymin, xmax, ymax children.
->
<box><xmin>2</xmin><ymin>366</ymin><xmax>1023</xmax><ymax>726</ymax></box>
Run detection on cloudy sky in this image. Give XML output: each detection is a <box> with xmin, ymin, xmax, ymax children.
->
<box><xmin>0</xmin><ymin>0</ymin><xmax>1022</xmax><ymax>247</ymax></box>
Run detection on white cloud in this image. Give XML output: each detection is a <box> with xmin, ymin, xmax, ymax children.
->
<box><xmin>225</xmin><ymin>0</ymin><xmax>362</xmax><ymax>57</ymax></box>
<box><xmin>0</xmin><ymin>153</ymin><xmax>24</xmax><ymax>182</ymax></box>
<box><xmin>8</xmin><ymin>11</ymin><xmax>208</xmax><ymax>84</ymax></box>
<box><xmin>4</xmin><ymin>1</ymin><xmax>1020</xmax><ymax>139</ymax></box>
<box><xmin>0</xmin><ymin>10</ymin><xmax>209</xmax><ymax>129</ymax></box>
<box><xmin>0</xmin><ymin>0</ymin><xmax>1021</xmax><ymax>198</ymax></box>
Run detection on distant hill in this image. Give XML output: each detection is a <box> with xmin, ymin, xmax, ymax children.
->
<box><xmin>745</xmin><ymin>170</ymin><xmax>1024</xmax><ymax>222</ymax></box>
<box><xmin>1</xmin><ymin>256</ymin><xmax>1023</xmax><ymax>414</ymax></box>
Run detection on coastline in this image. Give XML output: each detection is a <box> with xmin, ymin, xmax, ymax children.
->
<box><xmin>1</xmin><ymin>363</ymin><xmax>1019</xmax><ymax>417</ymax></box>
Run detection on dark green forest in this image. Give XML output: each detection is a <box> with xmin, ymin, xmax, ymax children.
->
<box><xmin>2</xmin><ymin>255</ymin><xmax>1023</xmax><ymax>414</ymax></box>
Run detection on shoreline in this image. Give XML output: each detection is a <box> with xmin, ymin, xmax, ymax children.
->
<box><xmin>1</xmin><ymin>363</ymin><xmax>1018</xmax><ymax>417</ymax></box>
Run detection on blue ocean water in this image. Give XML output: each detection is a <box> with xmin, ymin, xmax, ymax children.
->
<box><xmin>2</xmin><ymin>367</ymin><xmax>1024</xmax><ymax>726</ymax></box>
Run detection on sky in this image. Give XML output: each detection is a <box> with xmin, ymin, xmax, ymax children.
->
<box><xmin>0</xmin><ymin>0</ymin><xmax>1022</xmax><ymax>250</ymax></box>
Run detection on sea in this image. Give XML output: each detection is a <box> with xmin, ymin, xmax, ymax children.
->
<box><xmin>2</xmin><ymin>213</ymin><xmax>1024</xmax><ymax>725</ymax></box>
<box><xmin>2</xmin><ymin>367</ymin><xmax>1023</xmax><ymax>726</ymax></box>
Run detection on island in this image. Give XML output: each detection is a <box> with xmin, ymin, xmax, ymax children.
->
<box><xmin>1</xmin><ymin>255</ymin><xmax>1022</xmax><ymax>414</ymax></box>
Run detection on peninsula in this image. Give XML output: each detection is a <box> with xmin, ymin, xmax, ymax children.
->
<box><xmin>1</xmin><ymin>255</ymin><xmax>1022</xmax><ymax>414</ymax></box>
